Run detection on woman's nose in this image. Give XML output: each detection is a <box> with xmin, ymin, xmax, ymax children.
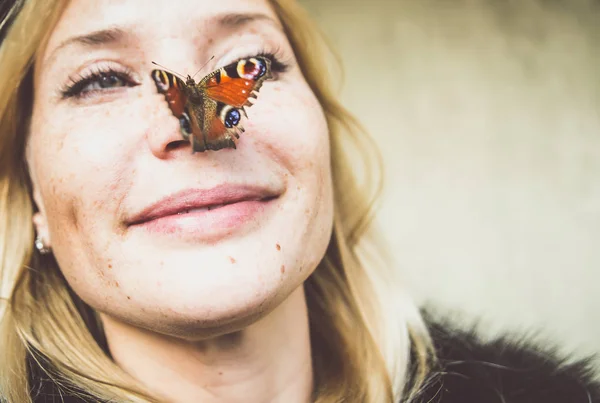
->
<box><xmin>146</xmin><ymin>100</ymin><xmax>192</xmax><ymax>158</ymax></box>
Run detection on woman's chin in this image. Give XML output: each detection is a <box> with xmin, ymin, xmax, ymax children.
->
<box><xmin>101</xmin><ymin>283</ymin><xmax>291</xmax><ymax>341</ymax></box>
<box><xmin>92</xmin><ymin>255</ymin><xmax>300</xmax><ymax>339</ymax></box>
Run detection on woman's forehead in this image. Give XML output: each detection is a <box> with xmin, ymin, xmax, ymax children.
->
<box><xmin>41</xmin><ymin>0</ymin><xmax>280</xmax><ymax>66</ymax></box>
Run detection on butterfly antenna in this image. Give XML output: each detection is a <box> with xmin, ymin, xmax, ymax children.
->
<box><xmin>191</xmin><ymin>55</ymin><xmax>215</xmax><ymax>80</ymax></box>
<box><xmin>151</xmin><ymin>61</ymin><xmax>186</xmax><ymax>80</ymax></box>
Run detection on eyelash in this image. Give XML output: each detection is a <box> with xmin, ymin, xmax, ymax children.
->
<box><xmin>60</xmin><ymin>52</ymin><xmax>290</xmax><ymax>100</ymax></box>
<box><xmin>60</xmin><ymin>63</ymin><xmax>137</xmax><ymax>99</ymax></box>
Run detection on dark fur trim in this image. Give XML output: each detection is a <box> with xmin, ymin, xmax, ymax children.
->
<box><xmin>409</xmin><ymin>310</ymin><xmax>600</xmax><ymax>403</ymax></box>
<box><xmin>26</xmin><ymin>311</ymin><xmax>600</xmax><ymax>402</ymax></box>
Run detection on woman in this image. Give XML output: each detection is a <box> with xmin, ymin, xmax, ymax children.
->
<box><xmin>0</xmin><ymin>0</ymin><xmax>597</xmax><ymax>402</ymax></box>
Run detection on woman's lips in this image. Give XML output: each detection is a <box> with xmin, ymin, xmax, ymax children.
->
<box><xmin>126</xmin><ymin>185</ymin><xmax>280</xmax><ymax>241</ymax></box>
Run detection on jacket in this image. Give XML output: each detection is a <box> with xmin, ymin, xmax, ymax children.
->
<box><xmin>409</xmin><ymin>312</ymin><xmax>600</xmax><ymax>402</ymax></box>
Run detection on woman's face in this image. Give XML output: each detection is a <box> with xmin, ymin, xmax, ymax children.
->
<box><xmin>28</xmin><ymin>0</ymin><xmax>333</xmax><ymax>338</ymax></box>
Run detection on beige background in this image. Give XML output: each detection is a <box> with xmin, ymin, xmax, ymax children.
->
<box><xmin>301</xmin><ymin>0</ymin><xmax>599</xmax><ymax>360</ymax></box>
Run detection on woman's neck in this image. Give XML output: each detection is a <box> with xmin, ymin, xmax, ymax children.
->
<box><xmin>100</xmin><ymin>287</ymin><xmax>313</xmax><ymax>403</ymax></box>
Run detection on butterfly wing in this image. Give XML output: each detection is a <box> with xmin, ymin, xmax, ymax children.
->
<box><xmin>194</xmin><ymin>56</ymin><xmax>273</xmax><ymax>151</ymax></box>
<box><xmin>151</xmin><ymin>69</ymin><xmax>204</xmax><ymax>148</ymax></box>
<box><xmin>201</xmin><ymin>56</ymin><xmax>273</xmax><ymax>108</ymax></box>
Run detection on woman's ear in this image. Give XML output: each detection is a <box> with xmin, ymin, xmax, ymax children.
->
<box><xmin>33</xmin><ymin>210</ymin><xmax>51</xmax><ymax>250</ymax></box>
<box><xmin>28</xmin><ymin>147</ymin><xmax>51</xmax><ymax>249</ymax></box>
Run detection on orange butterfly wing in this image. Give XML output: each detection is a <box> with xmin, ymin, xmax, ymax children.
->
<box><xmin>151</xmin><ymin>70</ymin><xmax>187</xmax><ymax>116</ymax></box>
<box><xmin>151</xmin><ymin>57</ymin><xmax>272</xmax><ymax>153</ymax></box>
<box><xmin>202</xmin><ymin>57</ymin><xmax>273</xmax><ymax>109</ymax></box>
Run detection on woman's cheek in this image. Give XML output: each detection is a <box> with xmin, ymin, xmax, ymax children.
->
<box><xmin>29</xmin><ymin>97</ymin><xmax>143</xmax><ymax>238</ymax></box>
<box><xmin>51</xmin><ymin>102</ymin><xmax>147</xmax><ymax>164</ymax></box>
<box><xmin>250</xmin><ymin>79</ymin><xmax>330</xmax><ymax>172</ymax></box>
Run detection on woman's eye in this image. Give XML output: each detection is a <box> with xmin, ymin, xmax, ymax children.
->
<box><xmin>61</xmin><ymin>69</ymin><xmax>137</xmax><ymax>99</ymax></box>
<box><xmin>90</xmin><ymin>73</ymin><xmax>126</xmax><ymax>90</ymax></box>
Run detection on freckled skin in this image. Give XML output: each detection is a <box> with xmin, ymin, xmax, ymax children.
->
<box><xmin>27</xmin><ymin>0</ymin><xmax>334</xmax><ymax>340</ymax></box>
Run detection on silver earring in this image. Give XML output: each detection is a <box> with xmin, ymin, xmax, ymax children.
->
<box><xmin>35</xmin><ymin>234</ymin><xmax>51</xmax><ymax>255</ymax></box>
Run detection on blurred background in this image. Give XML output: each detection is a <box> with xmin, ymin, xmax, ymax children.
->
<box><xmin>301</xmin><ymin>0</ymin><xmax>599</xmax><ymax>361</ymax></box>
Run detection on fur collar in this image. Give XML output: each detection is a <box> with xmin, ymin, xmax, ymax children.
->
<box><xmin>27</xmin><ymin>312</ymin><xmax>600</xmax><ymax>402</ymax></box>
<box><xmin>409</xmin><ymin>311</ymin><xmax>600</xmax><ymax>403</ymax></box>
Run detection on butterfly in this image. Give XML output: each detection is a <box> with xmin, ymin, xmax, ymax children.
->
<box><xmin>151</xmin><ymin>56</ymin><xmax>273</xmax><ymax>153</ymax></box>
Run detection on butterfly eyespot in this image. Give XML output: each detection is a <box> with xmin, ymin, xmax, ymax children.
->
<box><xmin>236</xmin><ymin>59</ymin><xmax>265</xmax><ymax>80</ymax></box>
<box><xmin>224</xmin><ymin>108</ymin><xmax>241</xmax><ymax>128</ymax></box>
<box><xmin>248</xmin><ymin>58</ymin><xmax>267</xmax><ymax>79</ymax></box>
<box><xmin>152</xmin><ymin>70</ymin><xmax>169</xmax><ymax>91</ymax></box>
<box><xmin>179</xmin><ymin>113</ymin><xmax>192</xmax><ymax>135</ymax></box>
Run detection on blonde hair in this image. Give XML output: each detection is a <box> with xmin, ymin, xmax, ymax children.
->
<box><xmin>0</xmin><ymin>0</ymin><xmax>434</xmax><ymax>402</ymax></box>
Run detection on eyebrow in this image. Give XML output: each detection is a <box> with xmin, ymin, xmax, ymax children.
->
<box><xmin>65</xmin><ymin>27</ymin><xmax>125</xmax><ymax>47</ymax></box>
<box><xmin>218</xmin><ymin>12</ymin><xmax>276</xmax><ymax>28</ymax></box>
<box><xmin>45</xmin><ymin>26</ymin><xmax>128</xmax><ymax>66</ymax></box>
<box><xmin>46</xmin><ymin>12</ymin><xmax>279</xmax><ymax>66</ymax></box>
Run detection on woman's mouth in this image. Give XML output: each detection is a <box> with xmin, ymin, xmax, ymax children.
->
<box><xmin>126</xmin><ymin>185</ymin><xmax>280</xmax><ymax>242</ymax></box>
